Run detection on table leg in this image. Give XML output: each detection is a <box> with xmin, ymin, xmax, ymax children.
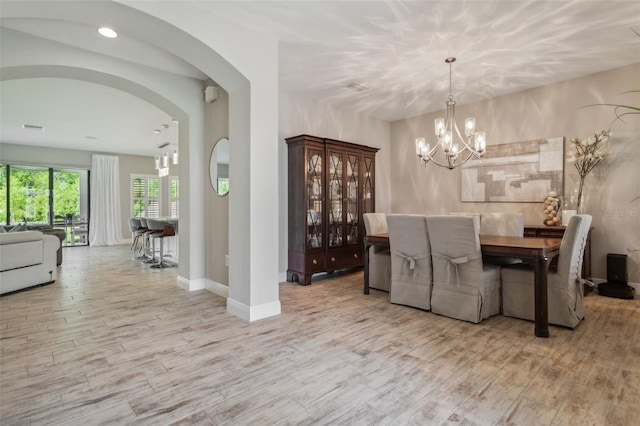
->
<box><xmin>363</xmin><ymin>242</ymin><xmax>370</xmax><ymax>295</ymax></box>
<box><xmin>532</xmin><ymin>256</ymin><xmax>553</xmax><ymax>338</ymax></box>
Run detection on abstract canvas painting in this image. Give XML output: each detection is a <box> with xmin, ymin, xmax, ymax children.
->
<box><xmin>461</xmin><ymin>137</ymin><xmax>564</xmax><ymax>202</ymax></box>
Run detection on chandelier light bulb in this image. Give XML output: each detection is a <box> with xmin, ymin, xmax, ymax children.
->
<box><xmin>434</xmin><ymin>118</ymin><xmax>445</xmax><ymax>136</ymax></box>
<box><xmin>162</xmin><ymin>152</ymin><xmax>169</xmax><ymax>168</ymax></box>
<box><xmin>415</xmin><ymin>138</ymin><xmax>425</xmax><ymax>155</ymax></box>
<box><xmin>154</xmin><ymin>155</ymin><xmax>160</xmax><ymax>170</ymax></box>
<box><xmin>465</xmin><ymin>118</ymin><xmax>475</xmax><ymax>136</ymax></box>
<box><xmin>172</xmin><ymin>149</ymin><xmax>179</xmax><ymax>165</ymax></box>
<box><xmin>475</xmin><ymin>131</ymin><xmax>486</xmax><ymax>152</ymax></box>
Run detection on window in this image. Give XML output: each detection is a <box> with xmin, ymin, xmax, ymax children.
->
<box><xmin>170</xmin><ymin>177</ymin><xmax>179</xmax><ymax>218</ymax></box>
<box><xmin>8</xmin><ymin>165</ymin><xmax>50</xmax><ymax>224</ymax></box>
<box><xmin>131</xmin><ymin>175</ymin><xmax>161</xmax><ymax>218</ymax></box>
<box><xmin>0</xmin><ymin>164</ymin><xmax>89</xmax><ymax>234</ymax></box>
<box><xmin>53</xmin><ymin>169</ymin><xmax>82</xmax><ymax>221</ymax></box>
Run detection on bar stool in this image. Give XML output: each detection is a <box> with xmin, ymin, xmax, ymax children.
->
<box><xmin>146</xmin><ymin>219</ymin><xmax>176</xmax><ymax>268</ymax></box>
<box><xmin>129</xmin><ymin>218</ymin><xmax>145</xmax><ymax>252</ymax></box>
<box><xmin>138</xmin><ymin>218</ymin><xmax>156</xmax><ymax>261</ymax></box>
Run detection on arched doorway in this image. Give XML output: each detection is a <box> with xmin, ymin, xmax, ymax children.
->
<box><xmin>1</xmin><ymin>0</ymin><xmax>280</xmax><ymax>321</ymax></box>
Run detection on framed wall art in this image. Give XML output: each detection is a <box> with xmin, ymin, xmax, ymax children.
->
<box><xmin>461</xmin><ymin>137</ymin><xmax>564</xmax><ymax>202</ymax></box>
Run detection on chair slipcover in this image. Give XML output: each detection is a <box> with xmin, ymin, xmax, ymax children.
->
<box><xmin>501</xmin><ymin>214</ymin><xmax>592</xmax><ymax>329</ymax></box>
<box><xmin>363</xmin><ymin>213</ymin><xmax>391</xmax><ymax>292</ymax></box>
<box><xmin>427</xmin><ymin>215</ymin><xmax>501</xmax><ymax>323</ymax></box>
<box><xmin>387</xmin><ymin>214</ymin><xmax>432</xmax><ymax>310</ymax></box>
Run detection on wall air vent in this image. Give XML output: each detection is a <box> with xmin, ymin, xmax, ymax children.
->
<box><xmin>22</xmin><ymin>124</ymin><xmax>44</xmax><ymax>130</ymax></box>
<box><xmin>346</xmin><ymin>82</ymin><xmax>369</xmax><ymax>92</ymax></box>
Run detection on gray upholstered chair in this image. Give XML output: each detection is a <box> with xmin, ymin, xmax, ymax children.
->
<box><xmin>363</xmin><ymin>213</ymin><xmax>391</xmax><ymax>292</ymax></box>
<box><xmin>387</xmin><ymin>214</ymin><xmax>432</xmax><ymax>310</ymax></box>
<box><xmin>501</xmin><ymin>214</ymin><xmax>592</xmax><ymax>329</ymax></box>
<box><xmin>480</xmin><ymin>212</ymin><xmax>525</xmax><ymax>266</ymax></box>
<box><xmin>427</xmin><ymin>215</ymin><xmax>501</xmax><ymax>323</ymax></box>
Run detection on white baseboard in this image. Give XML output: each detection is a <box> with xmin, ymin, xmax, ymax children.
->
<box><xmin>205</xmin><ymin>280</ymin><xmax>229</xmax><ymax>298</ymax></box>
<box><xmin>226</xmin><ymin>298</ymin><xmax>281</xmax><ymax>322</ymax></box>
<box><xmin>176</xmin><ymin>275</ymin><xmax>207</xmax><ymax>291</ymax></box>
<box><xmin>177</xmin><ymin>276</ymin><xmax>228</xmax><ymax>297</ymax></box>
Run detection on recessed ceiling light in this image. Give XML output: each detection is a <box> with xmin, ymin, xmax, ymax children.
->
<box><xmin>98</xmin><ymin>27</ymin><xmax>118</xmax><ymax>38</ymax></box>
<box><xmin>153</xmin><ymin>129</ymin><xmax>161</xmax><ymax>134</ymax></box>
<box><xmin>23</xmin><ymin>124</ymin><xmax>44</xmax><ymax>130</ymax></box>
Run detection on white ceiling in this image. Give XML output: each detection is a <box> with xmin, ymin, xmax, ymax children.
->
<box><xmin>1</xmin><ymin>0</ymin><xmax>639</xmax><ymax>156</ymax></box>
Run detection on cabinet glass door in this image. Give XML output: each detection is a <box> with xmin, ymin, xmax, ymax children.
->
<box><xmin>328</xmin><ymin>150</ymin><xmax>343</xmax><ymax>247</ymax></box>
<box><xmin>306</xmin><ymin>147</ymin><xmax>323</xmax><ymax>249</ymax></box>
<box><xmin>346</xmin><ymin>153</ymin><xmax>359</xmax><ymax>245</ymax></box>
<box><xmin>363</xmin><ymin>156</ymin><xmax>374</xmax><ymax>214</ymax></box>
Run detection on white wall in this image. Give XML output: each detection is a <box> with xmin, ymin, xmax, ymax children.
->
<box><xmin>125</xmin><ymin>0</ymin><xmax>281</xmax><ymax>319</ymax></box>
<box><xmin>278</xmin><ymin>92</ymin><xmax>392</xmax><ymax>280</ymax></box>
<box><xmin>204</xmin><ymin>82</ymin><xmax>230</xmax><ymax>287</ymax></box>
<box><xmin>390</xmin><ymin>64</ymin><xmax>640</xmax><ymax>282</ymax></box>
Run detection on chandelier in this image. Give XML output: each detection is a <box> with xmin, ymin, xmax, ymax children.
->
<box><xmin>415</xmin><ymin>57</ymin><xmax>486</xmax><ymax>169</ymax></box>
<box><xmin>153</xmin><ymin>121</ymin><xmax>179</xmax><ymax>177</ymax></box>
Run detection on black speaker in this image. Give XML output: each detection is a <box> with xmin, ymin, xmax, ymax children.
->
<box><xmin>607</xmin><ymin>253</ymin><xmax>628</xmax><ymax>283</ymax></box>
<box><xmin>599</xmin><ymin>253</ymin><xmax>634</xmax><ymax>299</ymax></box>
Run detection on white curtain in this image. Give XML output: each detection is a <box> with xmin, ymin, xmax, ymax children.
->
<box><xmin>89</xmin><ymin>154</ymin><xmax>123</xmax><ymax>246</ymax></box>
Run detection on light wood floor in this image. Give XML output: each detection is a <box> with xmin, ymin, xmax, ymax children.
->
<box><xmin>1</xmin><ymin>245</ymin><xmax>638</xmax><ymax>425</ymax></box>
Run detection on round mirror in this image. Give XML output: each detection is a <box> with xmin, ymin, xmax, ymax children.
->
<box><xmin>210</xmin><ymin>137</ymin><xmax>230</xmax><ymax>196</ymax></box>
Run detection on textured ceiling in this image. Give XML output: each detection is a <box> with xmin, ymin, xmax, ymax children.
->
<box><xmin>1</xmin><ymin>0</ymin><xmax>639</xmax><ymax>156</ymax></box>
<box><xmin>202</xmin><ymin>0</ymin><xmax>640</xmax><ymax>121</ymax></box>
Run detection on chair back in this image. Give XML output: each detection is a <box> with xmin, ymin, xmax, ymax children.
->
<box><xmin>387</xmin><ymin>214</ymin><xmax>431</xmax><ymax>310</ymax></box>
<box><xmin>363</xmin><ymin>212</ymin><xmax>387</xmax><ymax>235</ymax></box>
<box><xmin>128</xmin><ymin>218</ymin><xmax>138</xmax><ymax>233</ymax></box>
<box><xmin>557</xmin><ymin>214</ymin><xmax>592</xmax><ymax>281</ymax></box>
<box><xmin>448</xmin><ymin>211</ymin><xmax>481</xmax><ymax>230</ymax></box>
<box><xmin>146</xmin><ymin>219</ymin><xmax>165</xmax><ymax>231</ymax></box>
<box><xmin>480</xmin><ymin>212</ymin><xmax>524</xmax><ymax>237</ymax></box>
<box><xmin>146</xmin><ymin>219</ymin><xmax>176</xmax><ymax>237</ymax></box>
<box><xmin>427</xmin><ymin>215</ymin><xmax>482</xmax><ymax>288</ymax></box>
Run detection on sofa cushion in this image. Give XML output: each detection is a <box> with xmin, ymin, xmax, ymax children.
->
<box><xmin>0</xmin><ymin>231</ymin><xmax>45</xmax><ymax>272</ymax></box>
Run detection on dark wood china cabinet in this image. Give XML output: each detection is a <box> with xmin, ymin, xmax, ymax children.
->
<box><xmin>286</xmin><ymin>135</ymin><xmax>378</xmax><ymax>285</ymax></box>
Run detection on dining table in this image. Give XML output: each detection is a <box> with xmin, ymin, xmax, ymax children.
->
<box><xmin>363</xmin><ymin>233</ymin><xmax>562</xmax><ymax>338</ymax></box>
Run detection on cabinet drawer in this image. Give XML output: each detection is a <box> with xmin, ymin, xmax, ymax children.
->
<box><xmin>305</xmin><ymin>254</ymin><xmax>326</xmax><ymax>273</ymax></box>
<box><xmin>327</xmin><ymin>246</ymin><xmax>362</xmax><ymax>270</ymax></box>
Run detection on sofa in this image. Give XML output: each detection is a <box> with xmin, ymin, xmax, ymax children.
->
<box><xmin>0</xmin><ymin>224</ymin><xmax>66</xmax><ymax>265</ymax></box>
<box><xmin>0</xmin><ymin>231</ymin><xmax>60</xmax><ymax>295</ymax></box>
<box><xmin>25</xmin><ymin>225</ymin><xmax>66</xmax><ymax>265</ymax></box>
